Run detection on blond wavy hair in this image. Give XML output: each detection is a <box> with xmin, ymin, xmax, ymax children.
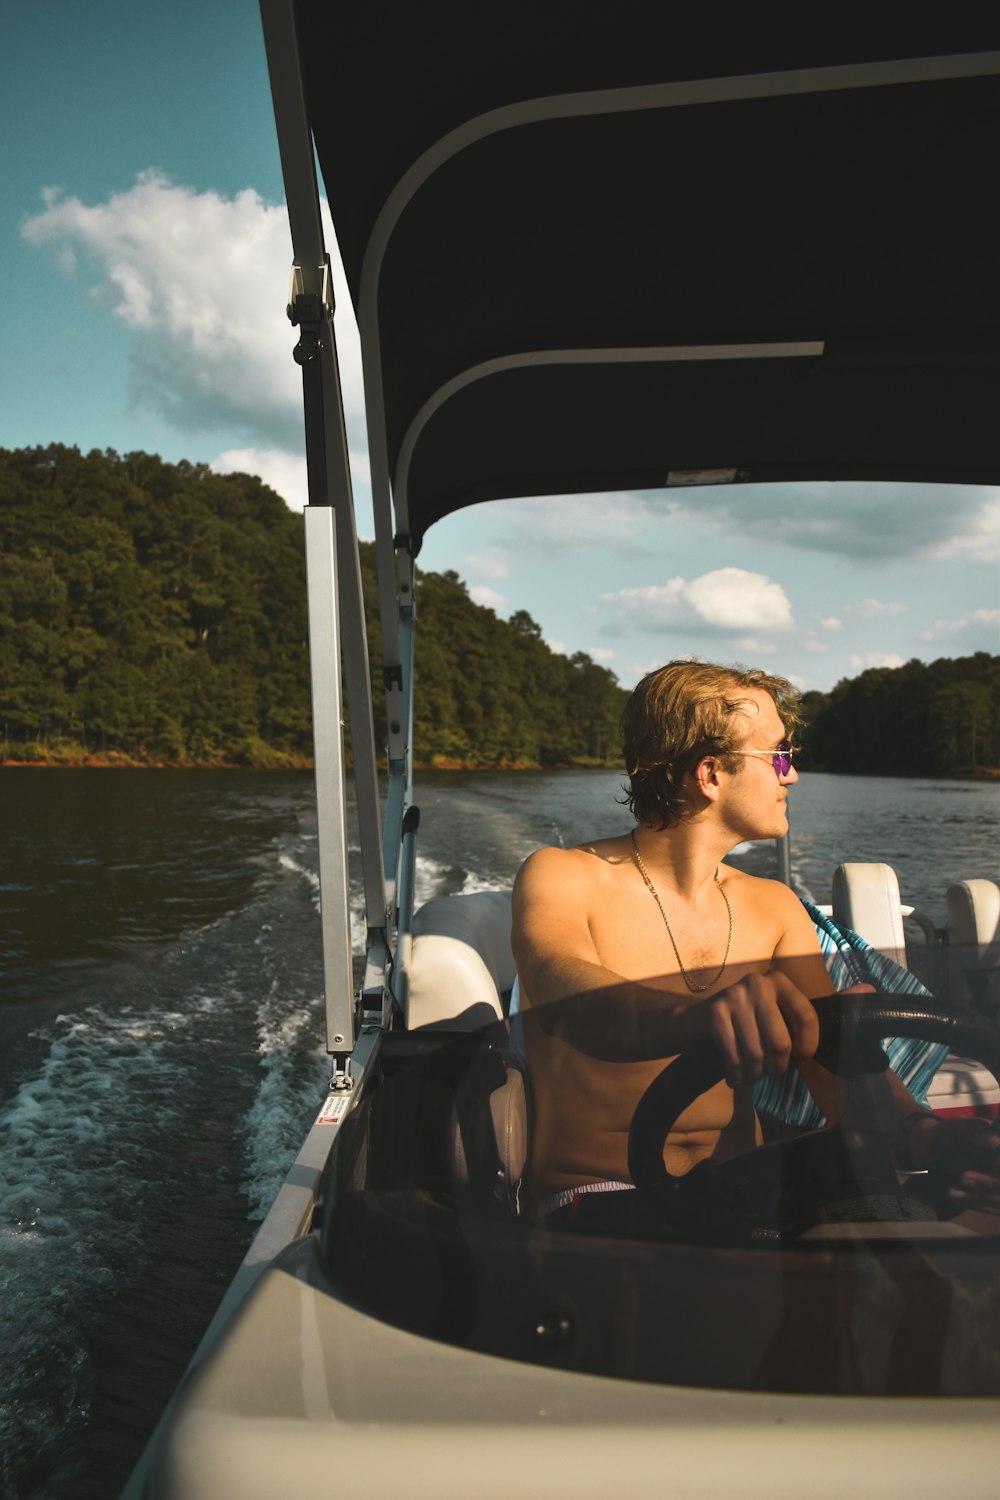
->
<box><xmin>621</xmin><ymin>660</ymin><xmax>800</xmax><ymax>829</ymax></box>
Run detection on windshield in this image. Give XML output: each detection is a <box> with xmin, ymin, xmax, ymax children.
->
<box><xmin>319</xmin><ymin>939</ymin><xmax>1000</xmax><ymax>1399</ymax></box>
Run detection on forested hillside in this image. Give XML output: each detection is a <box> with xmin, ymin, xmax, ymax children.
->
<box><xmin>0</xmin><ymin>445</ymin><xmax>625</xmax><ymax>767</ymax></box>
<box><xmin>2</xmin><ymin>446</ymin><xmax>996</xmax><ymax>775</ymax></box>
<box><xmin>799</xmin><ymin>653</ymin><xmax>1000</xmax><ymax>778</ymax></box>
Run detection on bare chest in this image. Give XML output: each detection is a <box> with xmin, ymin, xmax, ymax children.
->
<box><xmin>588</xmin><ymin>875</ymin><xmax>778</xmax><ymax>988</ymax></box>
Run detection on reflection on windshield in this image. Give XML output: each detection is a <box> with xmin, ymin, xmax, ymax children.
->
<box><xmin>318</xmin><ymin>949</ymin><xmax>1000</xmax><ymax>1399</ymax></box>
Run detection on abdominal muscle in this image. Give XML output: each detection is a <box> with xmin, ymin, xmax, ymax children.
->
<box><xmin>525</xmin><ymin>1028</ymin><xmax>761</xmax><ymax>1198</ymax></box>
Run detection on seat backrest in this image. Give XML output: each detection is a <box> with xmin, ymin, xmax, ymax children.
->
<box><xmin>405</xmin><ymin>890</ymin><xmax>515</xmax><ymax>1031</ymax></box>
<box><xmin>947</xmin><ymin>878</ymin><xmax>1000</xmax><ymax>1013</ymax></box>
<box><xmin>831</xmin><ymin>862</ymin><xmax>907</xmax><ymax>968</ymax></box>
<box><xmin>451</xmin><ymin>1056</ymin><xmax>529</xmax><ymax>1210</ymax></box>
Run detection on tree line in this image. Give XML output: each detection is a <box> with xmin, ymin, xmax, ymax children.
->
<box><xmin>0</xmin><ymin>445</ymin><xmax>624</xmax><ymax>768</ymax></box>
<box><xmin>2</xmin><ymin>445</ymin><xmax>996</xmax><ymax>775</ymax></box>
<box><xmin>799</xmin><ymin>654</ymin><xmax>1000</xmax><ymax>779</ymax></box>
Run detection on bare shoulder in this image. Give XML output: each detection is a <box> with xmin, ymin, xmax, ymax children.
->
<box><xmin>514</xmin><ymin>836</ymin><xmax>627</xmax><ymax>898</ymax></box>
<box><xmin>722</xmin><ymin>868</ymin><xmax>817</xmax><ymax>939</ymax></box>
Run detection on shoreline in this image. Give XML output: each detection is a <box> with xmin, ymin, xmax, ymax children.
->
<box><xmin>1</xmin><ymin>751</ymin><xmax>997</xmax><ymax>780</ymax></box>
<box><xmin>0</xmin><ymin>758</ymin><xmax>618</xmax><ymax>773</ymax></box>
<box><xmin>0</xmin><ymin>747</ymin><xmax>617</xmax><ymax>772</ymax></box>
<box><xmin>0</xmin><ymin>752</ymin><xmax>314</xmax><ymax>770</ymax></box>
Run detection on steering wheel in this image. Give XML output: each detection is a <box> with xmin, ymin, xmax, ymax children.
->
<box><xmin>626</xmin><ymin>992</ymin><xmax>1000</xmax><ymax>1242</ymax></box>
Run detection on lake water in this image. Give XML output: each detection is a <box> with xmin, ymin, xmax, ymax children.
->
<box><xmin>1</xmin><ymin>767</ymin><xmax>997</xmax><ymax>1497</ymax></box>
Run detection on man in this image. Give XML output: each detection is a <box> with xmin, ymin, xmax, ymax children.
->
<box><xmin>511</xmin><ymin>660</ymin><xmax>998</xmax><ymax>1222</ymax></box>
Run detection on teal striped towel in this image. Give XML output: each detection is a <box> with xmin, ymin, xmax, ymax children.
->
<box><xmin>753</xmin><ymin>898</ymin><xmax>948</xmax><ymax>1129</ymax></box>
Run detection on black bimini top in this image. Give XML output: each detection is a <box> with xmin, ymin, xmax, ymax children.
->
<box><xmin>293</xmin><ymin>4</ymin><xmax>1000</xmax><ymax>551</ymax></box>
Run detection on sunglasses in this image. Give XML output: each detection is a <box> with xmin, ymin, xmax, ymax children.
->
<box><xmin>732</xmin><ymin>742</ymin><xmax>796</xmax><ymax>778</ymax></box>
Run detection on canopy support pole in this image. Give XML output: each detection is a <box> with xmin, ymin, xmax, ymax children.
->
<box><xmin>304</xmin><ymin>504</ymin><xmax>355</xmax><ymax>1058</ymax></box>
<box><xmin>260</xmin><ymin>0</ymin><xmax>389</xmax><ymax>1054</ymax></box>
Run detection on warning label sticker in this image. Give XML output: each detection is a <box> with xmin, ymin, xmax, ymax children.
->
<box><xmin>316</xmin><ymin>1093</ymin><xmax>351</xmax><ymax>1125</ymax></box>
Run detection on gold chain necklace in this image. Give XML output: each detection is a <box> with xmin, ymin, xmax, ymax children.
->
<box><xmin>629</xmin><ymin>829</ymin><xmax>733</xmax><ymax>994</ymax></box>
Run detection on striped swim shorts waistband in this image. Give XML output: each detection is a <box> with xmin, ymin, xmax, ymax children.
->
<box><xmin>539</xmin><ymin>1179</ymin><xmax>634</xmax><ymax>1217</ymax></box>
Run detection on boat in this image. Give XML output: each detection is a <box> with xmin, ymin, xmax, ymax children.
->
<box><xmin>123</xmin><ymin>7</ymin><xmax>1000</xmax><ymax>1495</ymax></box>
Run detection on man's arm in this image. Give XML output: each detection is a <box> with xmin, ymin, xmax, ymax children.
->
<box><xmin>512</xmin><ymin>847</ymin><xmax>821</xmax><ymax>1082</ymax></box>
<box><xmin>771</xmin><ymin>886</ymin><xmax>1000</xmax><ymax>1211</ymax></box>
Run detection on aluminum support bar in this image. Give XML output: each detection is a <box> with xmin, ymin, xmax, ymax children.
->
<box><xmin>305</xmin><ymin>506</ymin><xmax>355</xmax><ymax>1054</ymax></box>
<box><xmin>381</xmin><ymin>571</ymin><xmax>416</xmax><ymax>911</ymax></box>
<box><xmin>390</xmin><ymin>805</ymin><xmax>421</xmax><ymax>1014</ymax></box>
<box><xmin>309</xmin><ymin>321</ymin><xmax>387</xmax><ymax>934</ymax></box>
<box><xmin>259</xmin><ymin>0</ymin><xmax>325</xmax><ymax>271</ymax></box>
<box><xmin>261</xmin><ymin>0</ymin><xmax>387</xmax><ymax>954</ymax></box>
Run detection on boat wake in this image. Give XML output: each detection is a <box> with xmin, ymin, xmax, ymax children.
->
<box><xmin>0</xmin><ymin>1001</ymin><xmax>190</xmax><ymax>1495</ymax></box>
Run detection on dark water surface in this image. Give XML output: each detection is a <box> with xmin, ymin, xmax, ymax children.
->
<box><xmin>0</xmin><ymin>767</ymin><xmax>997</xmax><ymax>1496</ymax></box>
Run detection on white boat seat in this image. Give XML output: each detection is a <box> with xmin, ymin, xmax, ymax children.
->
<box><xmin>831</xmin><ymin>862</ymin><xmax>908</xmax><ymax>968</ymax></box>
<box><xmin>406</xmin><ymin>890</ymin><xmax>515</xmax><ymax>1031</ymax></box>
<box><xmin>947</xmin><ymin>878</ymin><xmax>1000</xmax><ymax>1014</ymax></box>
<box><xmin>926</xmin><ymin>1052</ymin><xmax>1000</xmax><ymax>1120</ymax></box>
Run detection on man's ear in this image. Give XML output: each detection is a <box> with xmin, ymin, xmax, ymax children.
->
<box><xmin>692</xmin><ymin>755</ymin><xmax>722</xmax><ymax>802</ymax></box>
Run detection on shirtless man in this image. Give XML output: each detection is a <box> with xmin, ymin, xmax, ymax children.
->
<box><xmin>511</xmin><ymin>660</ymin><xmax>999</xmax><ymax>1219</ymax></box>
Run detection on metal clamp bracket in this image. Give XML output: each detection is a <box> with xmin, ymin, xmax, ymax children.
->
<box><xmin>287</xmin><ymin>259</ymin><xmax>334</xmax><ymax>364</ymax></box>
<box><xmin>329</xmin><ymin>1057</ymin><xmax>353</xmax><ymax>1093</ymax></box>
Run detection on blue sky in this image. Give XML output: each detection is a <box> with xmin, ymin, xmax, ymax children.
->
<box><xmin>3</xmin><ymin>0</ymin><xmax>997</xmax><ymax>693</ymax></box>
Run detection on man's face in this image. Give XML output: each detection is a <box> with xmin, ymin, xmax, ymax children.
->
<box><xmin>719</xmin><ymin>688</ymin><xmax>798</xmax><ymax>841</ymax></box>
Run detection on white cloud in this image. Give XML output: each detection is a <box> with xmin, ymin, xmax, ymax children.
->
<box><xmin>347</xmin><ymin>448</ymin><xmax>372</xmax><ymax>487</ymax></box>
<box><xmin>686</xmin><ymin>570</ymin><xmax>794</xmax><ymax>630</ymax></box>
<box><xmin>23</xmin><ymin>173</ymin><xmax>998</xmax><ymax>615</ymax></box>
<box><xmin>548</xmin><ymin>640</ymin><xmax>568</xmax><ymax>655</ymax></box>
<box><xmin>470</xmin><ymin>584</ymin><xmax>507</xmax><ymax>611</ymax></box>
<box><xmin>918</xmin><ymin>607</ymin><xmax>1000</xmax><ymax>645</ymax></box>
<box><xmin>487</xmin><ymin>491</ymin><xmax>665</xmax><ymax>557</ymax></box>
<box><xmin>210</xmin><ymin>445</ymin><xmax>373</xmax><ymax>516</ymax></box>
<box><xmin>604</xmin><ymin>567</ymin><xmax>794</xmax><ymax>635</ymax></box>
<box><xmin>590</xmin><ymin>647</ymin><xmax>615</xmax><ymax>661</ymax></box>
<box><xmin>452</xmin><ymin>480</ymin><xmax>1000</xmax><ymax>584</ymax></box>
<box><xmin>918</xmin><ymin>617</ymin><xmax>966</xmax><ymax>641</ymax></box>
<box><xmin>859</xmin><ymin>598</ymin><xmax>906</xmax><ymax>618</ymax></box>
<box><xmin>464</xmin><ymin>547</ymin><xmax>510</xmax><ymax>580</ymax></box>
<box><xmin>927</xmin><ymin>496</ymin><xmax>1000</xmax><ymax>564</ymax></box>
<box><xmin>637</xmin><ymin>481</ymin><xmax>1000</xmax><ymax>564</ymax></box>
<box><xmin>850</xmin><ymin>651</ymin><xmax>906</xmax><ymax>671</ymax></box>
<box><xmin>820</xmin><ymin>616</ymin><xmax>844</xmax><ymax>632</ymax></box>
<box><xmin>212</xmin><ymin>448</ymin><xmax>308</xmax><ymax>510</ymax></box>
<box><xmin>21</xmin><ymin>172</ymin><xmax>367</xmax><ymax>458</ymax></box>
<box><xmin>734</xmin><ymin>637</ymin><xmax>779</xmax><ymax>656</ymax></box>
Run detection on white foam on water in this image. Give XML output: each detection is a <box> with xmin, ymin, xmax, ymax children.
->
<box><xmin>280</xmin><ymin>840</ymin><xmax>510</xmax><ymax>961</ymax></box>
<box><xmin>457</xmin><ymin>868</ymin><xmax>512</xmax><ymax>895</ymax></box>
<box><xmin>278</xmin><ymin>851</ymin><xmax>321</xmax><ymax>906</ymax></box>
<box><xmin>241</xmin><ymin>982</ymin><xmax>328</xmax><ymax>1222</ymax></box>
<box><xmin>789</xmin><ymin>855</ymin><xmax>818</xmax><ymax>905</ymax></box>
<box><xmin>277</xmin><ymin>849</ymin><xmax>370</xmax><ymax>953</ymax></box>
<box><xmin>238</xmin><ymin>837</ymin><xmax>522</xmax><ymax>1226</ymax></box>
<box><xmin>0</xmin><ymin>1004</ymin><xmax>190</xmax><ymax>1488</ymax></box>
<box><xmin>238</xmin><ymin>849</ymin><xmax>512</xmax><ymax>1222</ymax></box>
<box><xmin>412</xmin><ymin>852</ymin><xmax>510</xmax><ymax>905</ymax></box>
<box><xmin>412</xmin><ymin>852</ymin><xmax>452</xmax><ymax>905</ymax></box>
